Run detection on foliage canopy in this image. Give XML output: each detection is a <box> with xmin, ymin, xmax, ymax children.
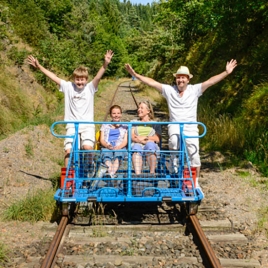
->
<box><xmin>0</xmin><ymin>0</ymin><xmax>267</xmax><ymax>174</ymax></box>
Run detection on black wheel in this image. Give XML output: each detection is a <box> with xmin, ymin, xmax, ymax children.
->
<box><xmin>61</xmin><ymin>202</ymin><xmax>76</xmax><ymax>220</ymax></box>
<box><xmin>186</xmin><ymin>202</ymin><xmax>199</xmax><ymax>215</ymax></box>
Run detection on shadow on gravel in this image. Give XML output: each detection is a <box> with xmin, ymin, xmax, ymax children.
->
<box><xmin>19</xmin><ymin>170</ymin><xmax>51</xmax><ymax>181</ymax></box>
<box><xmin>92</xmin><ymin>203</ymin><xmax>185</xmax><ymax>225</ymax></box>
<box><xmin>200</xmin><ymin>151</ymin><xmax>242</xmax><ymax>173</ymax></box>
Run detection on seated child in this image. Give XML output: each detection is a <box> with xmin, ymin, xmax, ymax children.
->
<box><xmin>96</xmin><ymin>105</ymin><xmax>128</xmax><ymax>180</ymax></box>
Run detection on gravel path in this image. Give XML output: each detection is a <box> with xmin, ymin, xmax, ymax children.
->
<box><xmin>0</xmin><ymin>80</ymin><xmax>268</xmax><ymax>267</ymax></box>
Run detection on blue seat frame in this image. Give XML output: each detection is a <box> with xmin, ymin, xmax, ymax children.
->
<box><xmin>51</xmin><ymin>121</ymin><xmax>206</xmax><ymax>204</ymax></box>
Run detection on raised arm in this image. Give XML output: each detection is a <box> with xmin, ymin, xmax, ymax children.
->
<box><xmin>27</xmin><ymin>55</ymin><xmax>61</xmax><ymax>85</ymax></box>
<box><xmin>92</xmin><ymin>50</ymin><xmax>114</xmax><ymax>89</ymax></box>
<box><xmin>125</xmin><ymin>64</ymin><xmax>163</xmax><ymax>93</ymax></box>
<box><xmin>201</xmin><ymin>59</ymin><xmax>237</xmax><ymax>93</ymax></box>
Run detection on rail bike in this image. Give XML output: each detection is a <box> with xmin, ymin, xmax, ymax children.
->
<box><xmin>51</xmin><ymin>121</ymin><xmax>206</xmax><ymax>216</ymax></box>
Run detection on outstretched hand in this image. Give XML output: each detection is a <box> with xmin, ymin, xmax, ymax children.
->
<box><xmin>125</xmin><ymin>64</ymin><xmax>135</xmax><ymax>76</ymax></box>
<box><xmin>226</xmin><ymin>59</ymin><xmax>237</xmax><ymax>74</ymax></box>
<box><xmin>104</xmin><ymin>50</ymin><xmax>114</xmax><ymax>65</ymax></box>
<box><xmin>27</xmin><ymin>55</ymin><xmax>40</xmax><ymax>68</ymax></box>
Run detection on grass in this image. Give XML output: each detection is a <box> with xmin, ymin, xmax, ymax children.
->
<box><xmin>50</xmin><ymin>156</ymin><xmax>64</xmax><ymax>167</ymax></box>
<box><xmin>198</xmin><ymin>105</ymin><xmax>268</xmax><ymax>176</ymax></box>
<box><xmin>49</xmin><ymin>172</ymin><xmax>61</xmax><ymax>189</ymax></box>
<box><xmin>3</xmin><ymin>147</ymin><xmax>9</xmax><ymax>153</ymax></box>
<box><xmin>91</xmin><ymin>225</ymin><xmax>107</xmax><ymax>238</ymax></box>
<box><xmin>0</xmin><ymin>60</ymin><xmax>64</xmax><ymax>141</ymax></box>
<box><xmin>89</xmin><ymin>203</ymin><xmax>109</xmax><ymax>237</ymax></box>
<box><xmin>0</xmin><ymin>100</ymin><xmax>64</xmax><ymax>141</ymax></box>
<box><xmin>257</xmin><ymin>207</ymin><xmax>268</xmax><ymax>237</ymax></box>
<box><xmin>198</xmin><ymin>106</ymin><xmax>245</xmax><ymax>153</ymax></box>
<box><xmin>1</xmin><ymin>188</ymin><xmax>58</xmax><ymax>223</ymax></box>
<box><xmin>24</xmin><ymin>138</ymin><xmax>34</xmax><ymax>158</ymax></box>
<box><xmin>234</xmin><ymin>171</ymin><xmax>268</xmax><ymax>238</ymax></box>
<box><xmin>120</xmin><ymin>238</ymin><xmax>138</xmax><ymax>256</ymax></box>
<box><xmin>235</xmin><ymin>170</ymin><xmax>251</xmax><ymax>178</ymax></box>
<box><xmin>0</xmin><ymin>242</ymin><xmax>9</xmax><ymax>266</ymax></box>
<box><xmin>152</xmin><ymin>81</ymin><xmax>268</xmax><ymax>239</ymax></box>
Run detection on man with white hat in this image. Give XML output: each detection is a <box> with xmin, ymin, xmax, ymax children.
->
<box><xmin>125</xmin><ymin>60</ymin><xmax>237</xmax><ymax>189</ymax></box>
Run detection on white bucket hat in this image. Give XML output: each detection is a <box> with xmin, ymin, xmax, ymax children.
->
<box><xmin>173</xmin><ymin>66</ymin><xmax>193</xmax><ymax>79</ymax></box>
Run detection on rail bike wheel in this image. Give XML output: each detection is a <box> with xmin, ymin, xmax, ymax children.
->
<box><xmin>59</xmin><ymin>202</ymin><xmax>76</xmax><ymax>220</ymax></box>
<box><xmin>186</xmin><ymin>202</ymin><xmax>199</xmax><ymax>215</ymax></box>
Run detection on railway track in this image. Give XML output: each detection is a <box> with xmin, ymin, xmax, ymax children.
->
<box><xmin>14</xmin><ymin>81</ymin><xmax>261</xmax><ymax>268</ymax></box>
<box><xmin>38</xmin><ymin>202</ymin><xmax>260</xmax><ymax>267</ymax></box>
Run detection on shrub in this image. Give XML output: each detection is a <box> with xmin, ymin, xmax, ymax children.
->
<box><xmin>2</xmin><ymin>188</ymin><xmax>58</xmax><ymax>223</ymax></box>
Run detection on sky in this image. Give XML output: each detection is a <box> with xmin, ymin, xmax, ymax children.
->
<box><xmin>120</xmin><ymin>0</ymin><xmax>156</xmax><ymax>4</ymax></box>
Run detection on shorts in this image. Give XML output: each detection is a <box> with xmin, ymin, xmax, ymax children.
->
<box><xmin>101</xmin><ymin>148</ymin><xmax>127</xmax><ymax>163</ymax></box>
<box><xmin>64</xmin><ymin>127</ymin><xmax>95</xmax><ymax>151</ymax></box>
<box><xmin>168</xmin><ymin>124</ymin><xmax>200</xmax><ymax>167</ymax></box>
<box><xmin>131</xmin><ymin>141</ymin><xmax>159</xmax><ymax>156</ymax></box>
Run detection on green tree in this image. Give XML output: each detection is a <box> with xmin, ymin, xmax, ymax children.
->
<box><xmin>7</xmin><ymin>0</ymin><xmax>49</xmax><ymax>46</ymax></box>
<box><xmin>34</xmin><ymin>0</ymin><xmax>73</xmax><ymax>37</ymax></box>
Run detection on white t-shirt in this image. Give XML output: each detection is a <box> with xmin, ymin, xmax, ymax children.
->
<box><xmin>59</xmin><ymin>80</ymin><xmax>97</xmax><ymax>129</ymax></box>
<box><xmin>162</xmin><ymin>83</ymin><xmax>202</xmax><ymax>132</ymax></box>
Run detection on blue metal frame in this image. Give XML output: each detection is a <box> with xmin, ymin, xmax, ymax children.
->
<box><xmin>51</xmin><ymin>121</ymin><xmax>206</xmax><ymax>204</ymax></box>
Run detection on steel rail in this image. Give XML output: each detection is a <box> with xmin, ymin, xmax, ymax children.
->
<box><xmin>40</xmin><ymin>216</ymin><xmax>68</xmax><ymax>268</ymax></box>
<box><xmin>128</xmin><ymin>82</ymin><xmax>139</xmax><ymax>109</ymax></box>
<box><xmin>103</xmin><ymin>81</ymin><xmax>129</xmax><ymax>121</ymax></box>
<box><xmin>104</xmin><ymin>80</ymin><xmax>137</xmax><ymax>121</ymax></box>
<box><xmin>189</xmin><ymin>215</ymin><xmax>222</xmax><ymax>268</ymax></box>
<box><xmin>41</xmin><ymin>81</ymin><xmax>137</xmax><ymax>267</ymax></box>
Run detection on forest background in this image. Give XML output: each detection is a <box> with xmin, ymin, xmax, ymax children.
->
<box><xmin>0</xmin><ymin>0</ymin><xmax>267</xmax><ymax>175</ymax></box>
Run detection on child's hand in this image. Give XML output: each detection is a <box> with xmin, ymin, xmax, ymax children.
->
<box><xmin>106</xmin><ymin>143</ymin><xmax>113</xmax><ymax>150</ymax></box>
<box><xmin>104</xmin><ymin>50</ymin><xmax>114</xmax><ymax>65</ymax></box>
<box><xmin>226</xmin><ymin>59</ymin><xmax>237</xmax><ymax>74</ymax></box>
<box><xmin>27</xmin><ymin>55</ymin><xmax>40</xmax><ymax>69</ymax></box>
